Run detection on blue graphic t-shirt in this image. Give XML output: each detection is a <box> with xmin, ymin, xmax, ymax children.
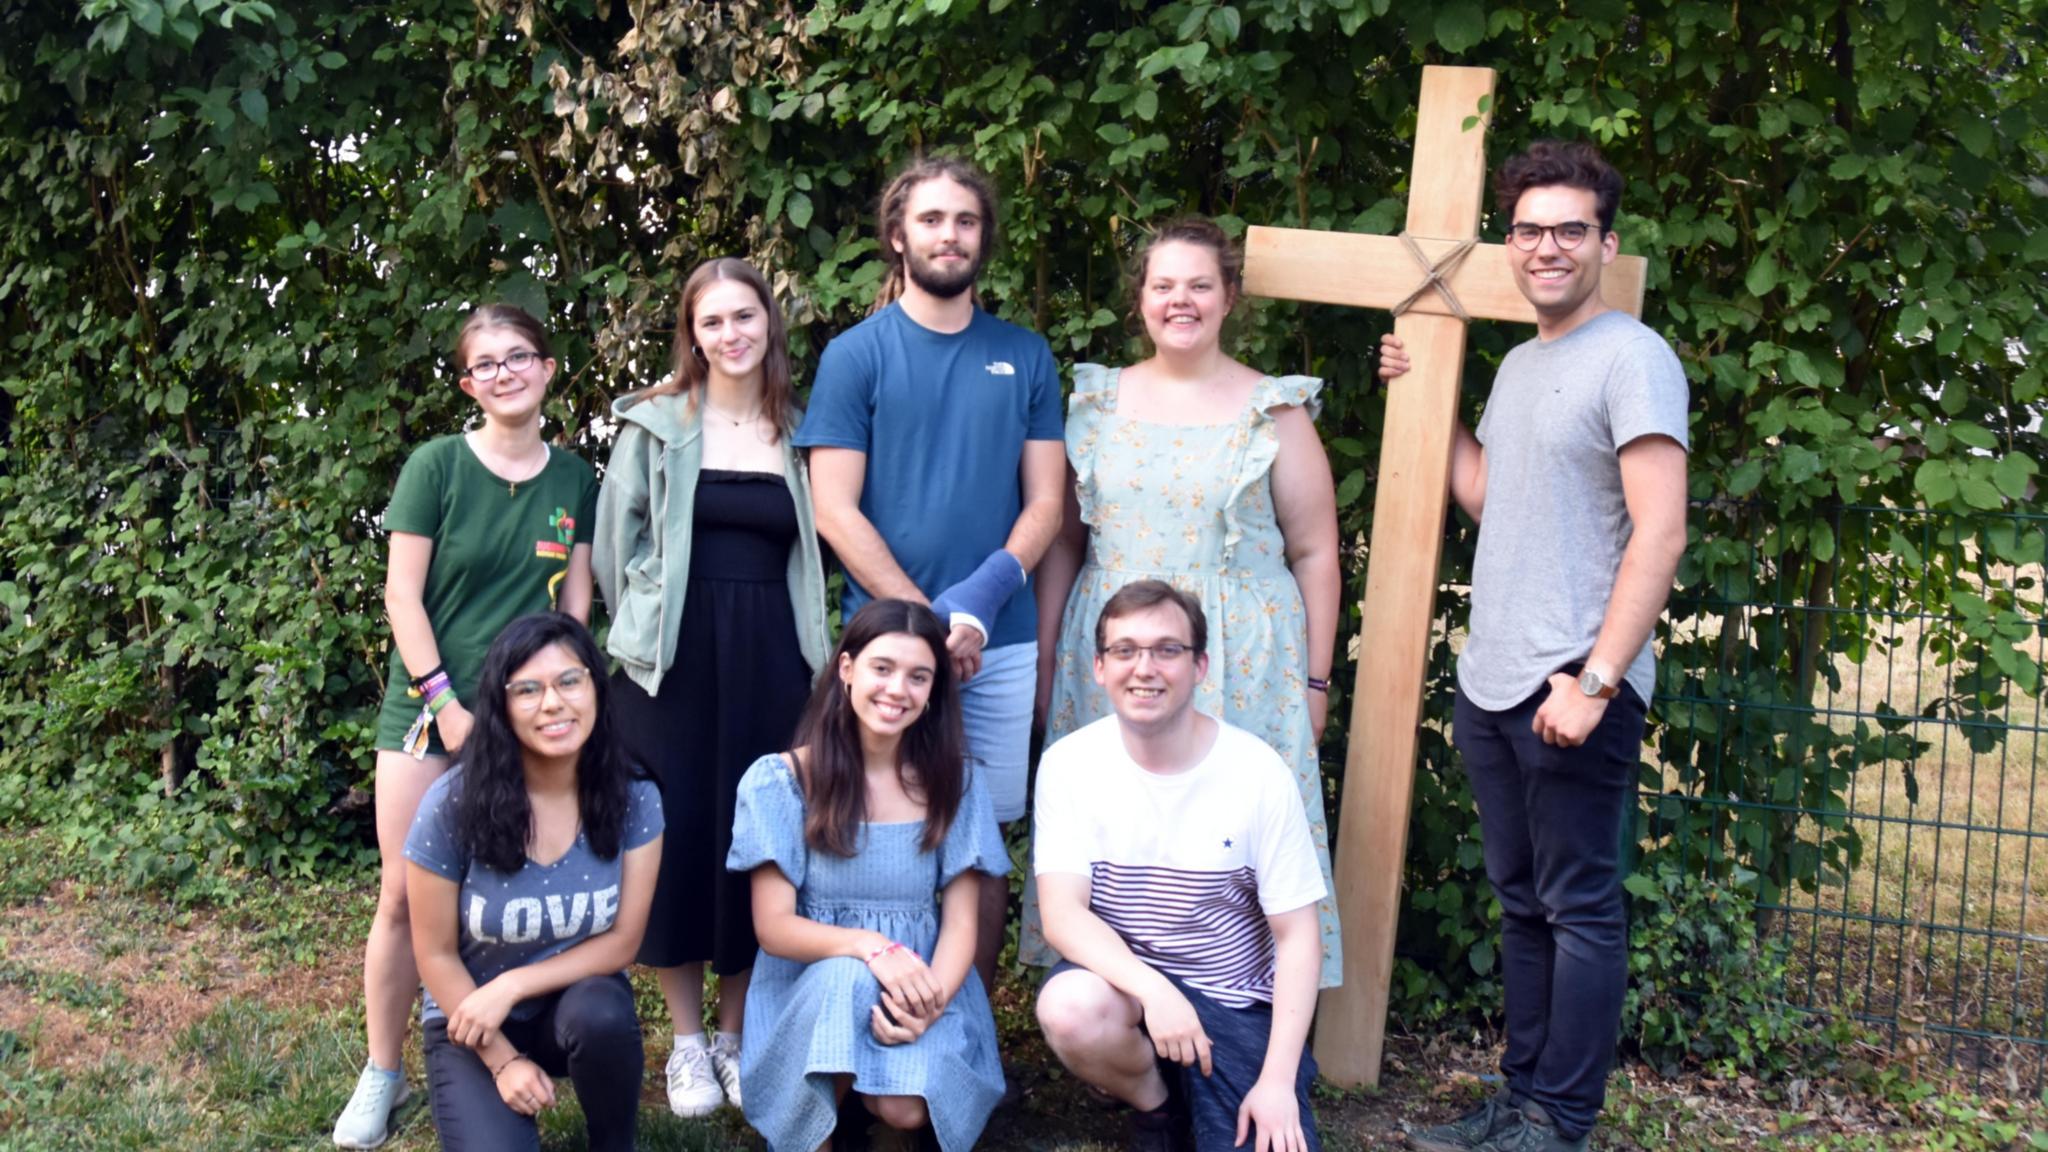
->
<box><xmin>403</xmin><ymin>769</ymin><xmax>664</xmax><ymax>1022</ymax></box>
<box><xmin>794</xmin><ymin>302</ymin><xmax>1063</xmax><ymax>648</ymax></box>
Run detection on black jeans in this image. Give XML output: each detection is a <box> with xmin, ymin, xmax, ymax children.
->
<box><xmin>421</xmin><ymin>973</ymin><xmax>643</xmax><ymax>1152</ymax></box>
<box><xmin>1454</xmin><ymin>676</ymin><xmax>1646</xmax><ymax>1142</ymax></box>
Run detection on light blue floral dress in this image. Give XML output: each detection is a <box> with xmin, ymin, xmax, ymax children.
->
<box><xmin>1021</xmin><ymin>364</ymin><xmax>1343</xmax><ymax>988</ymax></box>
<box><xmin>728</xmin><ymin>754</ymin><xmax>1009</xmax><ymax>1152</ymax></box>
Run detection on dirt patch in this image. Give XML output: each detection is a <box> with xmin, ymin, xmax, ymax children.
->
<box><xmin>0</xmin><ymin>878</ymin><xmax>366</xmax><ymax>1071</ymax></box>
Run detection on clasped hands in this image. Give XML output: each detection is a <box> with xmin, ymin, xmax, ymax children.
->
<box><xmin>862</xmin><ymin>934</ymin><xmax>949</xmax><ymax>1046</ymax></box>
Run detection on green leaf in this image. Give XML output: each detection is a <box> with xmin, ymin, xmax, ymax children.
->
<box><xmin>1809</xmin><ymin>520</ymin><xmax>1834</xmax><ymax>563</ymax></box>
<box><xmin>1133</xmin><ymin>89</ymin><xmax>1158</xmax><ymax>122</ymax></box>
<box><xmin>1913</xmin><ymin>460</ymin><xmax>1958</xmax><ymax>505</ymax></box>
<box><xmin>1334</xmin><ymin>469</ymin><xmax>1366</xmax><ymax>508</ymax></box>
<box><xmin>132</xmin><ymin>1</ymin><xmax>164</xmax><ymax>36</ymax></box>
<box><xmin>239</xmin><ymin>89</ymin><xmax>269</xmax><ymax>128</ymax></box>
<box><xmin>1726</xmin><ymin>459</ymin><xmax>1764</xmax><ymax>497</ymax></box>
<box><xmin>2025</xmin><ymin>228</ymin><xmax>2048</xmax><ymax>265</ymax></box>
<box><xmin>1208</xmin><ymin>5</ymin><xmax>1241</xmax><ymax>42</ymax></box>
<box><xmin>1096</xmin><ymin>123</ymin><xmax>1133</xmax><ymax>146</ymax></box>
<box><xmin>1960</xmin><ymin>475</ymin><xmax>2006</xmax><ymax>510</ymax></box>
<box><xmin>786</xmin><ymin>191</ymin><xmax>813</xmax><ymax>229</ymax></box>
<box><xmin>1949</xmin><ymin>421</ymin><xmax>1997</xmax><ymax>450</ymax></box>
<box><xmin>1744</xmin><ymin>254</ymin><xmax>1778</xmax><ymax>298</ymax></box>
<box><xmin>1433</xmin><ymin>0</ymin><xmax>1486</xmax><ymax>53</ymax></box>
<box><xmin>1995</xmin><ymin>453</ymin><xmax>2037</xmax><ymax>499</ymax></box>
<box><xmin>165</xmin><ymin>384</ymin><xmax>189</xmax><ymax>416</ymax></box>
<box><xmin>1623</xmin><ymin>873</ymin><xmax>1664</xmax><ymax>902</ymax></box>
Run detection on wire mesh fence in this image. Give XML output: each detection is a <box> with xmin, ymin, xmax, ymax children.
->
<box><xmin>1653</xmin><ymin>504</ymin><xmax>2048</xmax><ymax>1091</ymax></box>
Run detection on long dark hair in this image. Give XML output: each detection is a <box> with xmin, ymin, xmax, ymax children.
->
<box><xmin>453</xmin><ymin>614</ymin><xmax>633</xmax><ymax>873</ymax></box>
<box><xmin>871</xmin><ymin>154</ymin><xmax>998</xmax><ymax>314</ymax></box>
<box><xmin>791</xmin><ymin>599</ymin><xmax>965</xmax><ymax>856</ymax></box>
<box><xmin>642</xmin><ymin>257</ymin><xmax>796</xmax><ymax>440</ymax></box>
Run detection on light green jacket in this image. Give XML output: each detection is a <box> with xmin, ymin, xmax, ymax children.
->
<box><xmin>593</xmin><ymin>390</ymin><xmax>831</xmax><ymax>695</ymax></box>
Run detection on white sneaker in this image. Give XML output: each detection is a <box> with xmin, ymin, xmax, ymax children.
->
<box><xmin>332</xmin><ymin>1064</ymin><xmax>411</xmax><ymax>1149</ymax></box>
<box><xmin>666</xmin><ymin>1044</ymin><xmax>725</xmax><ymax>1118</ymax></box>
<box><xmin>710</xmin><ymin>1037</ymin><xmax>743</xmax><ymax>1109</ymax></box>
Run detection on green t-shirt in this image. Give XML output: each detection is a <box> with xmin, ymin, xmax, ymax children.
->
<box><xmin>374</xmin><ymin>435</ymin><xmax>599</xmax><ymax>752</ymax></box>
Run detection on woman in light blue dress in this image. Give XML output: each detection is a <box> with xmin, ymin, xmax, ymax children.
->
<box><xmin>728</xmin><ymin>599</ymin><xmax>1008</xmax><ymax>1152</ymax></box>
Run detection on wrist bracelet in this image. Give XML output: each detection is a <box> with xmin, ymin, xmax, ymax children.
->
<box><xmin>1306</xmin><ymin>676</ymin><xmax>1330</xmax><ymax>693</ymax></box>
<box><xmin>490</xmin><ymin>1053</ymin><xmax>525</xmax><ymax>1081</ymax></box>
<box><xmin>408</xmin><ymin>663</ymin><xmax>447</xmax><ymax>692</ymax></box>
<box><xmin>865</xmin><ymin>941</ymin><xmax>904</xmax><ymax>964</ymax></box>
<box><xmin>426</xmin><ymin>685</ymin><xmax>458</xmax><ymax>715</ymax></box>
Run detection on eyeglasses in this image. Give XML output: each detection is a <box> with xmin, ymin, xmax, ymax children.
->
<box><xmin>1099</xmin><ymin>641</ymin><xmax>1194</xmax><ymax>664</ymax></box>
<box><xmin>505</xmin><ymin>666</ymin><xmax>592</xmax><ymax>711</ymax></box>
<box><xmin>1506</xmin><ymin>221</ymin><xmax>1601</xmax><ymax>251</ymax></box>
<box><xmin>466</xmin><ymin>349</ymin><xmax>542</xmax><ymax>381</ymax></box>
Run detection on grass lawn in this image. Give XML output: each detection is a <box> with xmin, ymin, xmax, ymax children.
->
<box><xmin>1</xmin><ymin>827</ymin><xmax>2043</xmax><ymax>1151</ymax></box>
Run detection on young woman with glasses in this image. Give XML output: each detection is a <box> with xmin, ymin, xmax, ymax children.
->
<box><xmin>334</xmin><ymin>304</ymin><xmax>600</xmax><ymax>1148</ymax></box>
<box><xmin>404</xmin><ymin>613</ymin><xmax>663</xmax><ymax>1151</ymax></box>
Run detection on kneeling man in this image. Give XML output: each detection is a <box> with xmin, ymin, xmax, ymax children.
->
<box><xmin>1034</xmin><ymin>579</ymin><xmax>1323</xmax><ymax>1152</ymax></box>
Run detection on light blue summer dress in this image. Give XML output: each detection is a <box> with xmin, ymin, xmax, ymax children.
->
<box><xmin>727</xmin><ymin>754</ymin><xmax>1010</xmax><ymax>1152</ymax></box>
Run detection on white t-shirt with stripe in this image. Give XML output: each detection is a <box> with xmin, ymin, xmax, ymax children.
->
<box><xmin>1033</xmin><ymin>714</ymin><xmax>1327</xmax><ymax>1008</ymax></box>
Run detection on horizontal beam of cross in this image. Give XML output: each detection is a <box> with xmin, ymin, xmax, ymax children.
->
<box><xmin>1244</xmin><ymin>226</ymin><xmax>1648</xmax><ymax>324</ymax></box>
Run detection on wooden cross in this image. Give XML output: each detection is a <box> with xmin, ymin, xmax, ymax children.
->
<box><xmin>1243</xmin><ymin>65</ymin><xmax>1648</xmax><ymax>1087</ymax></box>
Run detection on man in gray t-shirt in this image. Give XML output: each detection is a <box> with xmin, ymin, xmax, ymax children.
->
<box><xmin>1383</xmin><ymin>141</ymin><xmax>1688</xmax><ymax>1152</ymax></box>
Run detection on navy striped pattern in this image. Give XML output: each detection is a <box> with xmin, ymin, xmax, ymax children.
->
<box><xmin>1089</xmin><ymin>861</ymin><xmax>1275</xmax><ymax>1008</ymax></box>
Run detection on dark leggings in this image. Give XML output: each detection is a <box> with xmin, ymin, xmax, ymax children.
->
<box><xmin>422</xmin><ymin>974</ymin><xmax>643</xmax><ymax>1152</ymax></box>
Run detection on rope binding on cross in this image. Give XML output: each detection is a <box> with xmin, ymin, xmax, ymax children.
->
<box><xmin>1389</xmin><ymin>231</ymin><xmax>1479</xmax><ymax>321</ymax></box>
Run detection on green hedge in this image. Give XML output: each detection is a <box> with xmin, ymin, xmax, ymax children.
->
<box><xmin>3</xmin><ymin>0</ymin><xmax>2044</xmax><ymax>1021</ymax></box>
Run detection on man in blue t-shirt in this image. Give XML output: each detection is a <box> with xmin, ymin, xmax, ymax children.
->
<box><xmin>795</xmin><ymin>155</ymin><xmax>1066</xmax><ymax>991</ymax></box>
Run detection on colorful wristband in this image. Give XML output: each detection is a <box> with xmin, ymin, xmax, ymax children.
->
<box><xmin>865</xmin><ymin>941</ymin><xmax>904</xmax><ymax>964</ymax></box>
<box><xmin>1306</xmin><ymin>676</ymin><xmax>1330</xmax><ymax>693</ymax></box>
<box><xmin>425</xmin><ymin>685</ymin><xmax>457</xmax><ymax>715</ymax></box>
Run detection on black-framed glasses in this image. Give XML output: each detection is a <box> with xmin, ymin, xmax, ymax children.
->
<box><xmin>466</xmin><ymin>349</ymin><xmax>542</xmax><ymax>381</ymax></box>
<box><xmin>1506</xmin><ymin>221</ymin><xmax>1601</xmax><ymax>251</ymax></box>
<box><xmin>505</xmin><ymin>666</ymin><xmax>592</xmax><ymax>711</ymax></box>
<box><xmin>1099</xmin><ymin>641</ymin><xmax>1195</xmax><ymax>664</ymax></box>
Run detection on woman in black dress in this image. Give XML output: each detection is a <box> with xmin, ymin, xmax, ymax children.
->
<box><xmin>593</xmin><ymin>257</ymin><xmax>830</xmax><ymax>1117</ymax></box>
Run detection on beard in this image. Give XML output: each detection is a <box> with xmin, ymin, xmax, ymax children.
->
<box><xmin>904</xmin><ymin>245</ymin><xmax>982</xmax><ymax>299</ymax></box>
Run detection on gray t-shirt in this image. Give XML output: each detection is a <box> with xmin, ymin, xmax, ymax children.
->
<box><xmin>403</xmin><ymin>769</ymin><xmax>664</xmax><ymax>1022</ymax></box>
<box><xmin>1459</xmin><ymin>309</ymin><xmax>1689</xmax><ymax>710</ymax></box>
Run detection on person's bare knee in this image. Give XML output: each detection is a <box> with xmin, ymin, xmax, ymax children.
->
<box><xmin>1036</xmin><ymin>970</ymin><xmax>1132</xmax><ymax>1056</ymax></box>
<box><xmin>867</xmin><ymin>1094</ymin><xmax>928</xmax><ymax>1131</ymax></box>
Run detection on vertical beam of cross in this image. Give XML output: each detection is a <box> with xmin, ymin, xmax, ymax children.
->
<box><xmin>1310</xmin><ymin>64</ymin><xmax>1496</xmax><ymax>1087</ymax></box>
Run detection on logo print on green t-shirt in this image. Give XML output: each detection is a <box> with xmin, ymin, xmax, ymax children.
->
<box><xmin>538</xmin><ymin>507</ymin><xmax>575</xmax><ymax>609</ymax></box>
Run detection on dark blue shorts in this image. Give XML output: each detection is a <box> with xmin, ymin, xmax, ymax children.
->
<box><xmin>1049</xmin><ymin>961</ymin><xmax>1321</xmax><ymax>1152</ymax></box>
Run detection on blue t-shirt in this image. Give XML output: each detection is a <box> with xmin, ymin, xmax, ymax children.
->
<box><xmin>794</xmin><ymin>303</ymin><xmax>1064</xmax><ymax>648</ymax></box>
<box><xmin>403</xmin><ymin>769</ymin><xmax>664</xmax><ymax>1022</ymax></box>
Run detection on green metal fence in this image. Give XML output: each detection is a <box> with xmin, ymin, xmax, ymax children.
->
<box><xmin>1653</xmin><ymin>504</ymin><xmax>2048</xmax><ymax>1089</ymax></box>
<box><xmin>1414</xmin><ymin>504</ymin><xmax>2048</xmax><ymax>1089</ymax></box>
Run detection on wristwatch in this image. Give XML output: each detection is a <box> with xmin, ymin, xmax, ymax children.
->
<box><xmin>1577</xmin><ymin>668</ymin><xmax>1620</xmax><ymax>700</ymax></box>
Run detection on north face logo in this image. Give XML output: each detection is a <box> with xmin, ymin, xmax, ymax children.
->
<box><xmin>985</xmin><ymin>361</ymin><xmax>1016</xmax><ymax>376</ymax></box>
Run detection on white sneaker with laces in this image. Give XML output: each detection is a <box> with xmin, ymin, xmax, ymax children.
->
<box><xmin>710</xmin><ymin>1037</ymin><xmax>743</xmax><ymax>1109</ymax></box>
<box><xmin>332</xmin><ymin>1064</ymin><xmax>411</xmax><ymax>1149</ymax></box>
<box><xmin>666</xmin><ymin>1043</ymin><xmax>725</xmax><ymax>1118</ymax></box>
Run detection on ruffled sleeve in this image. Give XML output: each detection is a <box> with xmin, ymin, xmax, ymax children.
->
<box><xmin>1064</xmin><ymin>363</ymin><xmax>1120</xmax><ymax>529</ymax></box>
<box><xmin>938</xmin><ymin>763</ymin><xmax>1012</xmax><ymax>889</ymax></box>
<box><xmin>726</xmin><ymin>754</ymin><xmax>807</xmax><ymax>888</ymax></box>
<box><xmin>1224</xmin><ymin>374</ymin><xmax>1326</xmax><ymax>559</ymax></box>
